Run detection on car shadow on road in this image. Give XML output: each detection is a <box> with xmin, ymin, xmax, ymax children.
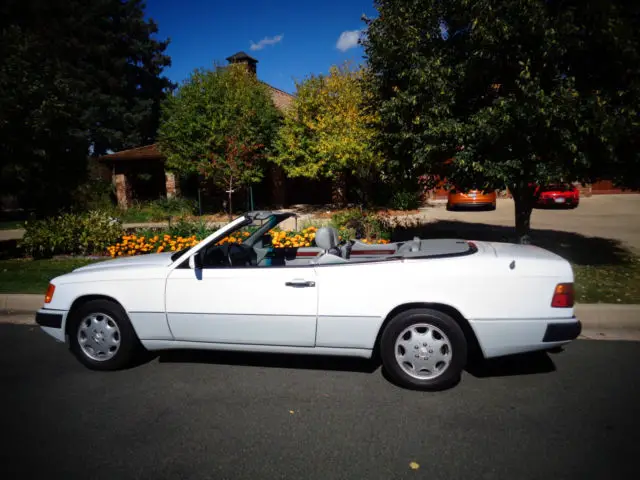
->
<box><xmin>154</xmin><ymin>347</ymin><xmax>558</xmax><ymax>383</ymax></box>
<box><xmin>156</xmin><ymin>349</ymin><xmax>382</xmax><ymax>374</ymax></box>
<box><xmin>392</xmin><ymin>220</ymin><xmax>634</xmax><ymax>266</ymax></box>
<box><xmin>465</xmin><ymin>350</ymin><xmax>557</xmax><ymax>378</ymax></box>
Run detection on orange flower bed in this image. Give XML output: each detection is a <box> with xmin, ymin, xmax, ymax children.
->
<box><xmin>107</xmin><ymin>234</ymin><xmax>199</xmax><ymax>257</ymax></box>
<box><xmin>107</xmin><ymin>226</ymin><xmax>389</xmax><ymax>257</ymax></box>
<box><xmin>270</xmin><ymin>226</ymin><xmax>317</xmax><ymax>248</ymax></box>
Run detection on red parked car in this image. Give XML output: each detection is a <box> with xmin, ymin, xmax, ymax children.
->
<box><xmin>534</xmin><ymin>184</ymin><xmax>580</xmax><ymax>209</ymax></box>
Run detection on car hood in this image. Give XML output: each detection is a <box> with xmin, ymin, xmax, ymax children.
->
<box><xmin>72</xmin><ymin>252</ymin><xmax>176</xmax><ymax>273</ymax></box>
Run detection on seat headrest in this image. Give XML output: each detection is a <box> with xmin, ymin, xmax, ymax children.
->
<box><xmin>315</xmin><ymin>227</ymin><xmax>339</xmax><ymax>251</ymax></box>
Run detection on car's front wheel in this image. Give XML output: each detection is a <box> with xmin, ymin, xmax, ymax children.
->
<box><xmin>380</xmin><ymin>308</ymin><xmax>467</xmax><ymax>390</ymax></box>
<box><xmin>68</xmin><ymin>299</ymin><xmax>141</xmax><ymax>371</ymax></box>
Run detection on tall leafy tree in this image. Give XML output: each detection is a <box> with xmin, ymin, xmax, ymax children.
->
<box><xmin>0</xmin><ymin>0</ymin><xmax>172</xmax><ymax>214</ymax></box>
<box><xmin>157</xmin><ymin>63</ymin><xmax>280</xmax><ymax>211</ymax></box>
<box><xmin>364</xmin><ymin>0</ymin><xmax>640</xmax><ymax>242</ymax></box>
<box><xmin>272</xmin><ymin>63</ymin><xmax>383</xmax><ymax>205</ymax></box>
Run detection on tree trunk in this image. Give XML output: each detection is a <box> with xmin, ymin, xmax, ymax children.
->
<box><xmin>510</xmin><ymin>184</ymin><xmax>535</xmax><ymax>244</ymax></box>
<box><xmin>270</xmin><ymin>164</ymin><xmax>286</xmax><ymax>208</ymax></box>
<box><xmin>331</xmin><ymin>171</ymin><xmax>348</xmax><ymax>207</ymax></box>
<box><xmin>227</xmin><ymin>176</ymin><xmax>233</xmax><ymax>221</ymax></box>
<box><xmin>358</xmin><ymin>175</ymin><xmax>374</xmax><ymax>207</ymax></box>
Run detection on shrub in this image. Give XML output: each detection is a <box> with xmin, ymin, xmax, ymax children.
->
<box><xmin>166</xmin><ymin>217</ymin><xmax>217</xmax><ymax>239</ymax></box>
<box><xmin>21</xmin><ymin>211</ymin><xmax>123</xmax><ymax>259</ymax></box>
<box><xmin>112</xmin><ymin>197</ymin><xmax>197</xmax><ymax>223</ymax></box>
<box><xmin>389</xmin><ymin>189</ymin><xmax>422</xmax><ymax>211</ymax></box>
<box><xmin>146</xmin><ymin>197</ymin><xmax>196</xmax><ymax>221</ymax></box>
<box><xmin>70</xmin><ymin>177</ymin><xmax>115</xmax><ymax>212</ymax></box>
<box><xmin>330</xmin><ymin>208</ymin><xmax>391</xmax><ymax>241</ymax></box>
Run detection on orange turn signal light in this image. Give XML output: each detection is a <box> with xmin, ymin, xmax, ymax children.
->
<box><xmin>44</xmin><ymin>284</ymin><xmax>55</xmax><ymax>304</ymax></box>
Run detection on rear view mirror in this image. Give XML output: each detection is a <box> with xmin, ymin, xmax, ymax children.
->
<box><xmin>189</xmin><ymin>251</ymin><xmax>203</xmax><ymax>270</ymax></box>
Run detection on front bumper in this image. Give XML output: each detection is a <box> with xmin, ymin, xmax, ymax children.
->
<box><xmin>35</xmin><ymin>308</ymin><xmax>68</xmax><ymax>343</ymax></box>
<box><xmin>35</xmin><ymin>310</ymin><xmax>63</xmax><ymax>328</ymax></box>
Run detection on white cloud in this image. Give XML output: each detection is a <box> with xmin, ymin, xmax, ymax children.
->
<box><xmin>250</xmin><ymin>34</ymin><xmax>284</xmax><ymax>51</ymax></box>
<box><xmin>336</xmin><ymin>29</ymin><xmax>362</xmax><ymax>52</ymax></box>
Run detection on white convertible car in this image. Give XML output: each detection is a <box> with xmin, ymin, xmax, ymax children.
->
<box><xmin>36</xmin><ymin>211</ymin><xmax>581</xmax><ymax>390</ymax></box>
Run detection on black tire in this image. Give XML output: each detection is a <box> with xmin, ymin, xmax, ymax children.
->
<box><xmin>380</xmin><ymin>308</ymin><xmax>467</xmax><ymax>390</ymax></box>
<box><xmin>68</xmin><ymin>299</ymin><xmax>141</xmax><ymax>371</ymax></box>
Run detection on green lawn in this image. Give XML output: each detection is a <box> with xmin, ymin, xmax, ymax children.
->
<box><xmin>0</xmin><ymin>258</ymin><xmax>103</xmax><ymax>294</ymax></box>
<box><xmin>573</xmin><ymin>258</ymin><xmax>640</xmax><ymax>304</ymax></box>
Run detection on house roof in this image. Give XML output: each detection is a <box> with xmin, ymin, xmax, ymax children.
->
<box><xmin>99</xmin><ymin>144</ymin><xmax>164</xmax><ymax>162</ymax></box>
<box><xmin>265</xmin><ymin>82</ymin><xmax>294</xmax><ymax>111</ymax></box>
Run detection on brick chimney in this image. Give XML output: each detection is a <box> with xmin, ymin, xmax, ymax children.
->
<box><xmin>225</xmin><ymin>51</ymin><xmax>258</xmax><ymax>76</ymax></box>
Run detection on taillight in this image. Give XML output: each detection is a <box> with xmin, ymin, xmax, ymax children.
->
<box><xmin>551</xmin><ymin>283</ymin><xmax>574</xmax><ymax>308</ymax></box>
<box><xmin>44</xmin><ymin>284</ymin><xmax>55</xmax><ymax>304</ymax></box>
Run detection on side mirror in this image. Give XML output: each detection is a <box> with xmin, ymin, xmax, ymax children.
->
<box><xmin>189</xmin><ymin>251</ymin><xmax>203</xmax><ymax>270</ymax></box>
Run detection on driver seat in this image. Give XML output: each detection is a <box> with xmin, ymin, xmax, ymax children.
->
<box><xmin>312</xmin><ymin>227</ymin><xmax>348</xmax><ymax>264</ymax></box>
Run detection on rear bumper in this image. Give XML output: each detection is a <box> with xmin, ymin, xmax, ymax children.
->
<box><xmin>447</xmin><ymin>201</ymin><xmax>496</xmax><ymax>210</ymax></box>
<box><xmin>469</xmin><ymin>317</ymin><xmax>581</xmax><ymax>359</ymax></box>
<box><xmin>535</xmin><ymin>197</ymin><xmax>579</xmax><ymax>207</ymax></box>
<box><xmin>543</xmin><ymin>320</ymin><xmax>582</xmax><ymax>342</ymax></box>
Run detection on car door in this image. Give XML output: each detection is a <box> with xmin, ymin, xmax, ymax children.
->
<box><xmin>165</xmin><ymin>263</ymin><xmax>318</xmax><ymax>347</ymax></box>
<box><xmin>313</xmin><ymin>261</ymin><xmax>398</xmax><ymax>350</ymax></box>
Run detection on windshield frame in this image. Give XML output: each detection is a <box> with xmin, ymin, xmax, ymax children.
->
<box><xmin>167</xmin><ymin>211</ymin><xmax>297</xmax><ymax>267</ymax></box>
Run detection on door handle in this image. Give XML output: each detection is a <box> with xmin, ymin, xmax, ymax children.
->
<box><xmin>285</xmin><ymin>280</ymin><xmax>316</xmax><ymax>288</ymax></box>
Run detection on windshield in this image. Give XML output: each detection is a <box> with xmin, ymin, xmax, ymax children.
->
<box><xmin>169</xmin><ymin>212</ymin><xmax>295</xmax><ymax>262</ymax></box>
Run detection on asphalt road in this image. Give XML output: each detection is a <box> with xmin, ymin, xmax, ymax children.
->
<box><xmin>1</xmin><ymin>325</ymin><xmax>639</xmax><ymax>480</ymax></box>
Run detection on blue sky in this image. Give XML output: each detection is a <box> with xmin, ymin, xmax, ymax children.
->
<box><xmin>145</xmin><ymin>0</ymin><xmax>378</xmax><ymax>94</ymax></box>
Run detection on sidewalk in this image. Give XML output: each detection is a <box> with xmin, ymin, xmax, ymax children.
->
<box><xmin>2</xmin><ymin>293</ymin><xmax>639</xmax><ymax>332</ymax></box>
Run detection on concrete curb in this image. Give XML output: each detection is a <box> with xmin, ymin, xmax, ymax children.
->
<box><xmin>0</xmin><ymin>294</ymin><xmax>43</xmax><ymax>313</ymax></box>
<box><xmin>574</xmin><ymin>304</ymin><xmax>640</xmax><ymax>331</ymax></box>
<box><xmin>1</xmin><ymin>294</ymin><xmax>639</xmax><ymax>331</ymax></box>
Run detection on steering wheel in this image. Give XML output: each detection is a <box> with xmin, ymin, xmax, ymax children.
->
<box><xmin>226</xmin><ymin>243</ymin><xmax>245</xmax><ymax>267</ymax></box>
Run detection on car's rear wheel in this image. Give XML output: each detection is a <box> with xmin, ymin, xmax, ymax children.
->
<box><xmin>68</xmin><ymin>299</ymin><xmax>141</xmax><ymax>371</ymax></box>
<box><xmin>380</xmin><ymin>308</ymin><xmax>467</xmax><ymax>390</ymax></box>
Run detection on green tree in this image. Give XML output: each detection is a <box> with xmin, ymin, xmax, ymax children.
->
<box><xmin>0</xmin><ymin>0</ymin><xmax>172</xmax><ymax>214</ymax></box>
<box><xmin>363</xmin><ymin>0</ymin><xmax>640</xmax><ymax>242</ymax></box>
<box><xmin>272</xmin><ymin>63</ymin><xmax>383</xmax><ymax>206</ymax></box>
<box><xmin>158</xmin><ymin>63</ymin><xmax>280</xmax><ymax>210</ymax></box>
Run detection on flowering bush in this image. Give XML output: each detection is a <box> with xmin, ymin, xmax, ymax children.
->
<box><xmin>106</xmin><ymin>224</ymin><xmax>389</xmax><ymax>257</ymax></box>
<box><xmin>215</xmin><ymin>231</ymin><xmax>251</xmax><ymax>245</ymax></box>
<box><xmin>107</xmin><ymin>234</ymin><xmax>199</xmax><ymax>257</ymax></box>
<box><xmin>269</xmin><ymin>226</ymin><xmax>317</xmax><ymax>248</ymax></box>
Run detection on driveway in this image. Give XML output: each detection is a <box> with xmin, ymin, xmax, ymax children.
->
<box><xmin>424</xmin><ymin>194</ymin><xmax>640</xmax><ymax>251</ymax></box>
<box><xmin>1</xmin><ymin>325</ymin><xmax>638</xmax><ymax>479</ymax></box>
